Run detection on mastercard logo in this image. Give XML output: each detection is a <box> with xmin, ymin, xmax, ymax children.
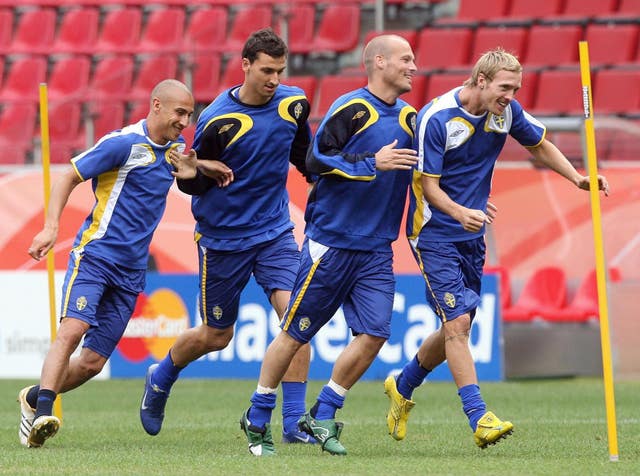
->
<box><xmin>116</xmin><ymin>288</ymin><xmax>189</xmax><ymax>362</ymax></box>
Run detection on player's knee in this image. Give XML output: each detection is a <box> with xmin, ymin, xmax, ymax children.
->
<box><xmin>202</xmin><ymin>325</ymin><xmax>234</xmax><ymax>351</ymax></box>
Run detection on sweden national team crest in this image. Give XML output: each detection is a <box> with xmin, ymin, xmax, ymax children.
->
<box><xmin>444</xmin><ymin>292</ymin><xmax>456</xmax><ymax>308</ymax></box>
<box><xmin>76</xmin><ymin>296</ymin><xmax>88</xmax><ymax>311</ymax></box>
<box><xmin>298</xmin><ymin>317</ymin><xmax>311</xmax><ymax>332</ymax></box>
<box><xmin>212</xmin><ymin>305</ymin><xmax>223</xmax><ymax>320</ymax></box>
<box><xmin>294</xmin><ymin>102</ymin><xmax>302</xmax><ymax>119</ymax></box>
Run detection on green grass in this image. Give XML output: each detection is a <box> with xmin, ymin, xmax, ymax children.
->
<box><xmin>1</xmin><ymin>378</ymin><xmax>639</xmax><ymax>475</ymax></box>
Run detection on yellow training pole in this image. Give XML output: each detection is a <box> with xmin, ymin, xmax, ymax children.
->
<box><xmin>39</xmin><ymin>83</ymin><xmax>63</xmax><ymax>422</ymax></box>
<box><xmin>578</xmin><ymin>41</ymin><xmax>618</xmax><ymax>462</ymax></box>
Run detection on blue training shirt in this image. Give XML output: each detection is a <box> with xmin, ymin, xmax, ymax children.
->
<box><xmin>70</xmin><ymin>120</ymin><xmax>185</xmax><ymax>270</ymax></box>
<box><xmin>407</xmin><ymin>87</ymin><xmax>546</xmax><ymax>243</ymax></box>
<box><xmin>305</xmin><ymin>87</ymin><xmax>416</xmax><ymax>251</ymax></box>
<box><xmin>177</xmin><ymin>84</ymin><xmax>311</xmax><ymax>251</ymax></box>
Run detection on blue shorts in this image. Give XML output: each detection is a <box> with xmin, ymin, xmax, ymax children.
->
<box><xmin>60</xmin><ymin>252</ymin><xmax>145</xmax><ymax>358</ymax></box>
<box><xmin>282</xmin><ymin>238</ymin><xmax>395</xmax><ymax>344</ymax></box>
<box><xmin>197</xmin><ymin>231</ymin><xmax>299</xmax><ymax>329</ymax></box>
<box><xmin>412</xmin><ymin>237</ymin><xmax>485</xmax><ymax>322</ymax></box>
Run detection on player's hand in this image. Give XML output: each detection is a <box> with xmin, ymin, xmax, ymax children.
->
<box><xmin>485</xmin><ymin>201</ymin><xmax>498</xmax><ymax>224</ymax></box>
<box><xmin>169</xmin><ymin>148</ymin><xmax>198</xmax><ymax>179</ymax></box>
<box><xmin>374</xmin><ymin>139</ymin><xmax>418</xmax><ymax>171</ymax></box>
<box><xmin>28</xmin><ymin>228</ymin><xmax>57</xmax><ymax>261</ymax></box>
<box><xmin>457</xmin><ymin>208</ymin><xmax>488</xmax><ymax>233</ymax></box>
<box><xmin>577</xmin><ymin>174</ymin><xmax>610</xmax><ymax>196</ymax></box>
<box><xmin>197</xmin><ymin>160</ymin><xmax>234</xmax><ymax>187</ymax></box>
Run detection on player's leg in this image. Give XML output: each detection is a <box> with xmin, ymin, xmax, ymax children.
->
<box><xmin>243</xmin><ymin>238</ymin><xmax>344</xmax><ymax>456</ymax></box>
<box><xmin>301</xmin><ymin>248</ymin><xmax>393</xmax><ymax>455</ymax></box>
<box><xmin>141</xmin><ymin>244</ymin><xmax>251</xmax><ymax>435</ymax></box>
<box><xmin>255</xmin><ymin>232</ymin><xmax>315</xmax><ymax>443</ymax></box>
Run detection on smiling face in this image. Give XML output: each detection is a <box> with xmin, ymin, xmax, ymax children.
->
<box><xmin>240</xmin><ymin>52</ymin><xmax>286</xmax><ymax>105</ymax></box>
<box><xmin>478</xmin><ymin>69</ymin><xmax>522</xmax><ymax>116</ymax></box>
<box><xmin>381</xmin><ymin>37</ymin><xmax>417</xmax><ymax>95</ymax></box>
<box><xmin>148</xmin><ymin>81</ymin><xmax>194</xmax><ymax>145</ymax></box>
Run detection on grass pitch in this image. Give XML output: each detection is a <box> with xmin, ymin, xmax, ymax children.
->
<box><xmin>1</xmin><ymin>378</ymin><xmax>638</xmax><ymax>475</ymax></box>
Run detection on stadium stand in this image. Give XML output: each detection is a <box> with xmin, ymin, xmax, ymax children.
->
<box><xmin>523</xmin><ymin>24</ymin><xmax>583</xmax><ymax>67</ymax></box>
<box><xmin>282</xmin><ymin>75</ymin><xmax>318</xmax><ymax>106</ymax></box>
<box><xmin>544</xmin><ymin>268</ymin><xmax>622</xmax><ymax>322</ymax></box>
<box><xmin>280</xmin><ymin>4</ymin><xmax>316</xmax><ymax>55</ymax></box>
<box><xmin>183</xmin><ymin>53</ymin><xmax>222</xmax><ymax>104</ymax></box>
<box><xmin>136</xmin><ymin>6</ymin><xmax>185</xmax><ymax>54</ymax></box>
<box><xmin>128</xmin><ymin>55</ymin><xmax>178</xmax><ymax>101</ymax></box>
<box><xmin>311</xmin><ymin>74</ymin><xmax>367</xmax><ymax>120</ymax></box>
<box><xmin>86</xmin><ymin>100</ymin><xmax>126</xmax><ymax>142</ymax></box>
<box><xmin>0</xmin><ymin>7</ymin><xmax>13</xmax><ymax>55</ymax></box>
<box><xmin>52</xmin><ymin>7</ymin><xmax>100</xmax><ymax>55</ymax></box>
<box><xmin>415</xmin><ymin>27</ymin><xmax>473</xmax><ymax>71</ymax></box>
<box><xmin>310</xmin><ymin>4</ymin><xmax>361</xmax><ymax>54</ymax></box>
<box><xmin>435</xmin><ymin>0</ymin><xmax>510</xmax><ymax>26</ymax></box>
<box><xmin>594</xmin><ymin>68</ymin><xmax>640</xmax><ymax>116</ymax></box>
<box><xmin>502</xmin><ymin>266</ymin><xmax>567</xmax><ymax>323</ymax></box>
<box><xmin>0</xmin><ymin>56</ymin><xmax>47</xmax><ymax>103</ymax></box>
<box><xmin>531</xmin><ymin>69</ymin><xmax>583</xmax><ymax>116</ymax></box>
<box><xmin>47</xmin><ymin>56</ymin><xmax>92</xmax><ymax>103</ymax></box>
<box><xmin>224</xmin><ymin>5</ymin><xmax>273</xmax><ymax>53</ymax></box>
<box><xmin>0</xmin><ymin>102</ymin><xmax>36</xmax><ymax>163</ymax></box>
<box><xmin>424</xmin><ymin>72</ymin><xmax>468</xmax><ymax>101</ymax></box>
<box><xmin>90</xmin><ymin>55</ymin><xmax>135</xmax><ymax>102</ymax></box>
<box><xmin>484</xmin><ymin>265</ymin><xmax>512</xmax><ymax>310</ymax></box>
<box><xmin>47</xmin><ymin>102</ymin><xmax>84</xmax><ymax>164</ymax></box>
<box><xmin>470</xmin><ymin>26</ymin><xmax>528</xmax><ymax>64</ymax></box>
<box><xmin>182</xmin><ymin>6</ymin><xmax>228</xmax><ymax>54</ymax></box>
<box><xmin>585</xmin><ymin>23</ymin><xmax>640</xmax><ymax>67</ymax></box>
<box><xmin>9</xmin><ymin>7</ymin><xmax>56</xmax><ymax>55</ymax></box>
<box><xmin>93</xmin><ymin>7</ymin><xmax>142</xmax><ymax>55</ymax></box>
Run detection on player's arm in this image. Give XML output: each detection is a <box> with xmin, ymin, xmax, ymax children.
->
<box><xmin>422</xmin><ymin>175</ymin><xmax>489</xmax><ymax>233</ymax></box>
<box><xmin>288</xmin><ymin>98</ymin><xmax>315</xmax><ymax>183</ymax></box>
<box><xmin>528</xmin><ymin>139</ymin><xmax>609</xmax><ymax>195</ymax></box>
<box><xmin>177</xmin><ymin>122</ymin><xmax>231</xmax><ymax>194</ymax></box>
<box><xmin>308</xmin><ymin>103</ymin><xmax>416</xmax><ymax>180</ymax></box>
<box><xmin>28</xmin><ymin>167</ymin><xmax>83</xmax><ymax>261</ymax></box>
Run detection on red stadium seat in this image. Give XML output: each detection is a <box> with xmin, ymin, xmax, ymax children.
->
<box><xmin>401</xmin><ymin>74</ymin><xmax>427</xmax><ymax>110</ymax></box>
<box><xmin>619</xmin><ymin>0</ymin><xmax>640</xmax><ymax>14</ymax></box>
<box><xmin>0</xmin><ymin>103</ymin><xmax>36</xmax><ymax>163</ymax></box>
<box><xmin>0</xmin><ymin>56</ymin><xmax>47</xmax><ymax>103</ymax></box>
<box><xmin>47</xmin><ymin>102</ymin><xmax>84</xmax><ymax>164</ymax></box>
<box><xmin>436</xmin><ymin>0</ymin><xmax>509</xmax><ymax>25</ymax></box>
<box><xmin>225</xmin><ymin>6</ymin><xmax>273</xmax><ymax>53</ymax></box>
<box><xmin>585</xmin><ymin>24</ymin><xmax>639</xmax><ymax>67</ymax></box>
<box><xmin>470</xmin><ymin>26</ymin><xmax>528</xmax><ymax>64</ymax></box>
<box><xmin>91</xmin><ymin>55</ymin><xmax>135</xmax><ymax>101</ymax></box>
<box><xmin>10</xmin><ymin>7</ymin><xmax>56</xmax><ymax>55</ymax></box>
<box><xmin>561</xmin><ymin>0</ymin><xmax>618</xmax><ymax>17</ymax></box>
<box><xmin>216</xmin><ymin>56</ymin><xmax>245</xmax><ymax>96</ymax></box>
<box><xmin>283</xmin><ymin>75</ymin><xmax>318</xmax><ymax>107</ymax></box>
<box><xmin>593</xmin><ymin>68</ymin><xmax>640</xmax><ymax>115</ymax></box>
<box><xmin>484</xmin><ymin>265</ymin><xmax>512</xmax><ymax>310</ymax></box>
<box><xmin>137</xmin><ymin>6</ymin><xmax>185</xmax><ymax>54</ymax></box>
<box><xmin>311</xmin><ymin>74</ymin><xmax>367</xmax><ymax>120</ymax></box>
<box><xmin>93</xmin><ymin>7</ymin><xmax>142</xmax><ymax>55</ymax></box>
<box><xmin>48</xmin><ymin>56</ymin><xmax>92</xmax><ymax>103</ymax></box>
<box><xmin>127</xmin><ymin>100</ymin><xmax>148</xmax><ymax>124</ymax></box>
<box><xmin>514</xmin><ymin>70</ymin><xmax>538</xmax><ymax>111</ymax></box>
<box><xmin>311</xmin><ymin>4</ymin><xmax>361</xmax><ymax>54</ymax></box>
<box><xmin>129</xmin><ymin>55</ymin><xmax>178</xmax><ymax>101</ymax></box>
<box><xmin>0</xmin><ymin>56</ymin><xmax>3</xmax><ymax>91</ymax></box>
<box><xmin>0</xmin><ymin>7</ymin><xmax>13</xmax><ymax>55</ymax></box>
<box><xmin>86</xmin><ymin>100</ymin><xmax>126</xmax><ymax>140</ymax></box>
<box><xmin>502</xmin><ymin>266</ymin><xmax>567</xmax><ymax>322</ymax></box>
<box><xmin>181</xmin><ymin>123</ymin><xmax>195</xmax><ymax>150</ymax></box>
<box><xmin>183</xmin><ymin>53</ymin><xmax>222</xmax><ymax>104</ymax></box>
<box><xmin>545</xmin><ymin>268</ymin><xmax>621</xmax><ymax>322</ymax></box>
<box><xmin>531</xmin><ymin>69</ymin><xmax>582</xmax><ymax>116</ymax></box>
<box><xmin>282</xmin><ymin>4</ymin><xmax>316</xmax><ymax>55</ymax></box>
<box><xmin>507</xmin><ymin>0</ymin><xmax>563</xmax><ymax>20</ymax></box>
<box><xmin>182</xmin><ymin>7</ymin><xmax>227</xmax><ymax>54</ymax></box>
<box><xmin>416</xmin><ymin>28</ymin><xmax>473</xmax><ymax>71</ymax></box>
<box><xmin>52</xmin><ymin>7</ymin><xmax>100</xmax><ymax>55</ymax></box>
<box><xmin>524</xmin><ymin>24</ymin><xmax>583</xmax><ymax>67</ymax></box>
<box><xmin>424</xmin><ymin>72</ymin><xmax>469</xmax><ymax>103</ymax></box>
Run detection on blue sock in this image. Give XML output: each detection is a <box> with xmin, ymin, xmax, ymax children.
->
<box><xmin>312</xmin><ymin>385</ymin><xmax>345</xmax><ymax>420</ymax></box>
<box><xmin>34</xmin><ymin>389</ymin><xmax>56</xmax><ymax>419</ymax></box>
<box><xmin>281</xmin><ymin>381</ymin><xmax>307</xmax><ymax>433</ymax></box>
<box><xmin>26</xmin><ymin>385</ymin><xmax>40</xmax><ymax>409</ymax></box>
<box><xmin>458</xmin><ymin>384</ymin><xmax>486</xmax><ymax>431</ymax></box>
<box><xmin>396</xmin><ymin>355</ymin><xmax>431</xmax><ymax>400</ymax></box>
<box><xmin>151</xmin><ymin>352</ymin><xmax>184</xmax><ymax>393</ymax></box>
<box><xmin>249</xmin><ymin>392</ymin><xmax>277</xmax><ymax>429</ymax></box>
